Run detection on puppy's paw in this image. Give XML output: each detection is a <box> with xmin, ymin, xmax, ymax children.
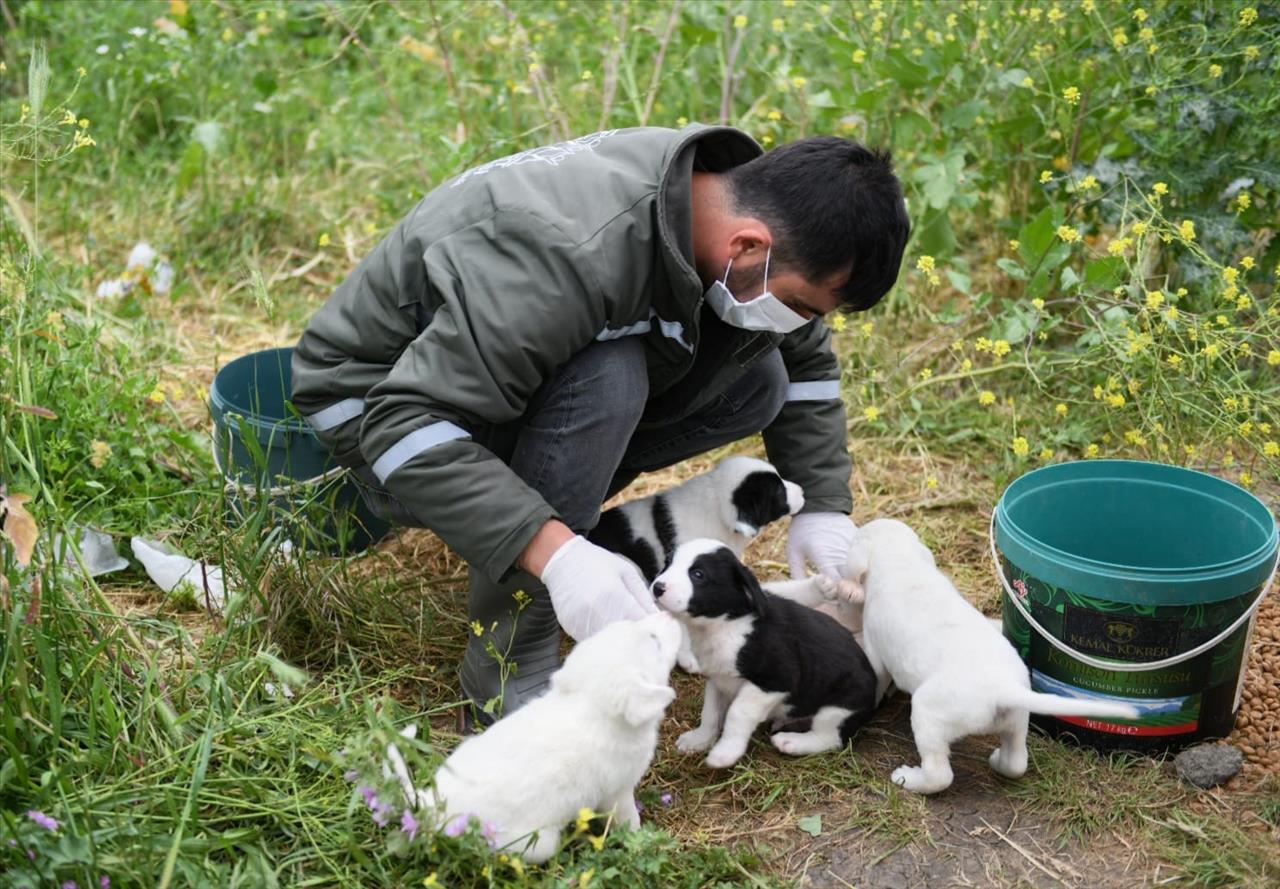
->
<box><xmin>891</xmin><ymin>764</ymin><xmax>951</xmax><ymax>794</ymax></box>
<box><xmin>834</xmin><ymin>579</ymin><xmax>864</xmax><ymax>604</ymax></box>
<box><xmin>704</xmin><ymin>744</ymin><xmax>742</xmax><ymax>769</ymax></box>
<box><xmin>891</xmin><ymin>765</ymin><xmax>924</xmax><ymax>792</ymax></box>
<box><xmin>676</xmin><ymin>649</ymin><xmax>701</xmax><ymax>674</ymax></box>
<box><xmin>770</xmin><ymin>732</ymin><xmax>810</xmax><ymax>756</ymax></box>
<box><xmin>676</xmin><ymin>729</ymin><xmax>715</xmax><ymax>754</ymax></box>
<box><xmin>812</xmin><ymin>574</ymin><xmax>840</xmax><ymax>600</ymax></box>
<box><xmin>988</xmin><ymin>746</ymin><xmax>1028</xmax><ymax>779</ymax></box>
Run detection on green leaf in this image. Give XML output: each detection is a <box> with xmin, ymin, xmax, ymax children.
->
<box><xmin>946</xmin><ymin>268</ymin><xmax>972</xmax><ymax>294</ymax></box>
<box><xmin>997</xmin><ymin>257</ymin><xmax>1027</xmax><ymax>280</ymax></box>
<box><xmin>915</xmin><ymin>210</ymin><xmax>956</xmax><ymax>257</ymax></box>
<box><xmin>807</xmin><ymin>89</ymin><xmax>836</xmax><ymax>109</ymax></box>
<box><xmin>1060</xmin><ymin>266</ymin><xmax>1080</xmax><ymax>291</ymax></box>
<box><xmin>253</xmin><ymin>70</ymin><xmax>278</xmax><ymax>98</ymax></box>
<box><xmin>797</xmin><ymin>814</ymin><xmax>823</xmax><ymax>837</ymax></box>
<box><xmin>1018</xmin><ymin>206</ymin><xmax>1058</xmax><ymax>261</ymax></box>
<box><xmin>914</xmin><ymin>150</ymin><xmax>966</xmax><ymax>210</ymax></box>
<box><xmin>176</xmin><ymin>141</ymin><xmax>205</xmax><ymax>194</ymax></box>
<box><xmin>1084</xmin><ymin>256</ymin><xmax>1126</xmax><ymax>289</ymax></box>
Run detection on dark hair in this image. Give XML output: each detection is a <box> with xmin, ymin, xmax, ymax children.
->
<box><xmin>726</xmin><ymin>136</ymin><xmax>911</xmax><ymax>311</ymax></box>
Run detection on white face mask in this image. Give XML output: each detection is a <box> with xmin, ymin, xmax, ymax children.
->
<box><xmin>703</xmin><ymin>247</ymin><xmax>810</xmax><ymax>334</ymax></box>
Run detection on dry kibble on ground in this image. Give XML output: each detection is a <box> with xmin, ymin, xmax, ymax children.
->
<box><xmin>1229</xmin><ymin>591</ymin><xmax>1280</xmax><ymax>776</ymax></box>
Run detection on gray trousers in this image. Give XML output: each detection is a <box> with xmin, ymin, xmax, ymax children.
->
<box><xmin>356</xmin><ymin>337</ymin><xmax>789</xmax><ymax>714</ymax></box>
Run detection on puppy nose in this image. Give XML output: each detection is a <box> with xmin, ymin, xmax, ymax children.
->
<box><xmin>652</xmin><ymin>581</ymin><xmax>666</xmax><ymax>599</ymax></box>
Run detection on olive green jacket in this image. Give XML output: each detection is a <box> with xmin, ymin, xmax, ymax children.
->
<box><xmin>292</xmin><ymin>125</ymin><xmax>851</xmax><ymax>582</ymax></box>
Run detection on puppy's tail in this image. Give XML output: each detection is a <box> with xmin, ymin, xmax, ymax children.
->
<box><xmin>999</xmin><ymin>687</ymin><xmax>1140</xmax><ymax>721</ymax></box>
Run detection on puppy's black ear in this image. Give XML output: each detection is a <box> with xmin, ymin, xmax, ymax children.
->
<box><xmin>730</xmin><ymin>557</ymin><xmax>769</xmax><ymax>617</ymax></box>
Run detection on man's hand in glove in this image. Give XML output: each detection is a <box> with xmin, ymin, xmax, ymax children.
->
<box><xmin>540</xmin><ymin>535</ymin><xmax>657</xmax><ymax>641</ymax></box>
<box><xmin>787</xmin><ymin>511</ymin><xmax>858</xmax><ymax>581</ymax></box>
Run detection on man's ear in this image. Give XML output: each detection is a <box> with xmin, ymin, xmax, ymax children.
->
<box><xmin>622</xmin><ymin>682</ymin><xmax>676</xmax><ymax>727</ymax></box>
<box><xmin>731</xmin><ymin>558</ymin><xmax>768</xmax><ymax>617</ymax></box>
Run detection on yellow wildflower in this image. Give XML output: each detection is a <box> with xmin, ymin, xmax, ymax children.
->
<box><xmin>852</xmin><ymin>49</ymin><xmax>867</xmax><ymax>63</ymax></box>
<box><xmin>1053</xmin><ymin>154</ymin><xmax>1072</xmax><ymax>171</ymax></box>
<box><xmin>1009</xmin><ymin>239</ymin><xmax>1021</xmax><ymax>252</ymax></box>
<box><xmin>860</xmin><ymin>321</ymin><xmax>874</xmax><ymax>336</ymax></box>
<box><xmin>733</xmin><ymin>14</ymin><xmax>747</xmax><ymax>28</ymax></box>
<box><xmin>318</xmin><ymin>232</ymin><xmax>331</xmax><ymax>247</ymax></box>
<box><xmin>961</xmin><ymin>358</ymin><xmax>973</xmax><ymax>371</ymax></box>
<box><xmin>1224</xmin><ymin>453</ymin><xmax>1235</xmax><ymax>467</ymax></box>
<box><xmin>916</xmin><ymin>255</ymin><xmax>936</xmax><ymax>273</ymax></box>
<box><xmin>975</xmin><ymin>337</ymin><xmax>993</xmax><ymax>353</ymax></box>
<box><xmin>1133</xmin><ymin>8</ymin><xmax>1148</xmax><ymax>22</ymax></box>
<box><xmin>772</xmin><ymin>18</ymin><xmax>785</xmax><ymax>32</ymax></box>
<box><xmin>1209</xmin><ymin>63</ymin><xmax>1224</xmax><ymax>78</ymax></box>
<box><xmin>1108</xmin><ymin>237</ymin><xmax>1132</xmax><ymax>256</ymax></box>
<box><xmin>1240</xmin><ymin>7</ymin><xmax>1258</xmax><ymax>25</ymax></box>
<box><xmin>471</xmin><ymin>620</ymin><xmax>484</xmax><ymax>636</ymax></box>
<box><xmin>1079</xmin><ymin>175</ymin><xmax>1098</xmax><ymax>190</ymax></box>
<box><xmin>1124</xmin><ymin>429</ymin><xmax>1147</xmax><ymax>446</ymax></box>
<box><xmin>1053</xmin><ymin>404</ymin><xmax>1068</xmax><ymax>417</ymax></box>
<box><xmin>767</xmin><ymin>109</ymin><xmax>782</xmax><ymax>121</ymax></box>
<box><xmin>423</xmin><ymin>874</ymin><xmax>439</xmax><ymax>888</ymax></box>
<box><xmin>1178</xmin><ymin>219</ymin><xmax>1196</xmax><ymax>241</ymax></box>
<box><xmin>1012</xmin><ymin>437</ymin><xmax>1030</xmax><ymax>458</ymax></box>
<box><xmin>1131</xmin><ymin>221</ymin><xmax>1148</xmax><ymax>236</ymax></box>
<box><xmin>978</xmin><ymin>390</ymin><xmax>996</xmax><ymax>406</ymax></box>
<box><xmin>1239</xmin><ymin>472</ymin><xmax>1252</xmax><ymax>488</ymax></box>
<box><xmin>829</xmin><ymin>313</ymin><xmax>847</xmax><ymax>332</ymax></box>
<box><xmin>1083</xmin><ymin>0</ymin><xmax>1096</xmax><ymax>10</ymax></box>
<box><xmin>926</xmin><ymin>476</ymin><xmax>939</xmax><ymax>489</ymax></box>
<box><xmin>1203</xmin><ymin>343</ymin><xmax>1221</xmax><ymax>359</ymax></box>
<box><xmin>992</xmin><ymin>340</ymin><xmax>1012</xmax><ymax>358</ymax></box>
<box><xmin>1145</xmin><ymin>290</ymin><xmax>1165</xmax><ymax>310</ymax></box>
<box><xmin>1139</xmin><ymin>27</ymin><xmax>1154</xmax><ymax>42</ymax></box>
<box><xmin>920</xmin><ymin>368</ymin><xmax>933</xmax><ymax>380</ymax></box>
<box><xmin>1166</xmin><ymin>353</ymin><xmax>1183</xmax><ymax>367</ymax></box>
<box><xmin>863</xmin><ymin>405</ymin><xmax>881</xmax><ymax>422</ymax></box>
<box><xmin>1085</xmin><ymin>443</ymin><xmax>1100</xmax><ymax>458</ymax></box>
<box><xmin>575</xmin><ymin>808</ymin><xmax>593</xmax><ymax>833</ymax></box>
<box><xmin>1107</xmin><ymin>393</ymin><xmax>1126</xmax><ymax>408</ymax></box>
<box><xmin>791</xmin><ymin>76</ymin><xmax>807</xmax><ymax>89</ymax></box>
<box><xmin>1237</xmin><ymin>295</ymin><xmax>1251</xmax><ymax>311</ymax></box>
<box><xmin>149</xmin><ymin>385</ymin><xmax>166</xmax><ymax>404</ymax></box>
<box><xmin>1062</xmin><ymin>86</ymin><xmax>1081</xmax><ymax>104</ymax></box>
<box><xmin>61</xmin><ymin>109</ymin><xmax>77</xmax><ymax>125</ymax></box>
<box><xmin>1022</xmin><ymin>75</ymin><xmax>1034</xmax><ymax>88</ymax></box>
<box><xmin>1152</xmin><ymin>182</ymin><xmax>1169</xmax><ymax>196</ymax></box>
<box><xmin>1056</xmin><ymin>225</ymin><xmax>1080</xmax><ymax>243</ymax></box>
<box><xmin>1267</xmin><ymin>350</ymin><xmax>1280</xmax><ymax>366</ymax></box>
<box><xmin>1113</xmin><ymin>28</ymin><xmax>1129</xmax><ymax>48</ymax></box>
<box><xmin>1039</xmin><ymin>448</ymin><xmax>1054</xmax><ymax>461</ymax></box>
<box><xmin>1032</xmin><ymin>298</ymin><xmax>1045</xmax><ymax>310</ymax></box>
<box><xmin>1244</xmin><ymin>46</ymin><xmax>1259</xmax><ymax>61</ymax></box>
<box><xmin>588</xmin><ymin>834</ymin><xmax>606</xmax><ymax>851</ymax></box>
<box><xmin>1264</xmin><ymin>441</ymin><xmax>1279</xmax><ymax>458</ymax></box>
<box><xmin>1039</xmin><ymin>170</ymin><xmax>1053</xmax><ymax>184</ymax></box>
<box><xmin>90</xmin><ymin>440</ymin><xmax>112</xmax><ymax>468</ymax></box>
<box><xmin>1241</xmin><ymin>256</ymin><xmax>1255</xmax><ymax>269</ymax></box>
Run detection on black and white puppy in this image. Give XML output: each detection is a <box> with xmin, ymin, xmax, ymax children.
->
<box><xmin>653</xmin><ymin>540</ymin><xmax>879</xmax><ymax>768</ymax></box>
<box><xmin>588</xmin><ymin>456</ymin><xmax>805</xmax><ymax>581</ymax></box>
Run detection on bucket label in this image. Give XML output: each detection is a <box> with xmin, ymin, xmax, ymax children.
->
<box><xmin>1062</xmin><ymin>605</ymin><xmax>1182</xmax><ymax>661</ymax></box>
<box><xmin>999</xmin><ymin>553</ymin><xmax>1260</xmax><ymax>749</ymax></box>
<box><xmin>1030</xmin><ymin>669</ymin><xmax>1200</xmax><ymax>736</ymax></box>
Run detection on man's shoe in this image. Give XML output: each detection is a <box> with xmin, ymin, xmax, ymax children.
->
<box><xmin>457</xmin><ymin>569</ymin><xmax>561</xmax><ymax>725</ymax></box>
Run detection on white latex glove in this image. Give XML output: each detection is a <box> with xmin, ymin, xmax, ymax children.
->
<box><xmin>540</xmin><ymin>535</ymin><xmax>657</xmax><ymax>642</ymax></box>
<box><xmin>130</xmin><ymin>537</ymin><xmax>229</xmax><ymax>611</ymax></box>
<box><xmin>787</xmin><ymin>512</ymin><xmax>858</xmax><ymax>581</ymax></box>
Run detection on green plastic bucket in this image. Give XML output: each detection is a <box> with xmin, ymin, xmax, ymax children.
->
<box><xmin>992</xmin><ymin>460</ymin><xmax>1277</xmax><ymax>752</ymax></box>
<box><xmin>209</xmin><ymin>347</ymin><xmax>390</xmax><ymax>554</ymax></box>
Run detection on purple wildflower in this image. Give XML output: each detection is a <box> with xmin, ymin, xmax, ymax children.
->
<box><xmin>443</xmin><ymin>814</ymin><xmax>469</xmax><ymax>838</ymax></box>
<box><xmin>101</xmin><ymin>879</ymin><xmax>112</xmax><ymax>889</ymax></box>
<box><xmin>343</xmin><ymin>769</ymin><xmax>360</xmax><ymax>782</ymax></box>
<box><xmin>481</xmin><ymin>821</ymin><xmax>499</xmax><ymax>848</ymax></box>
<box><xmin>400</xmin><ymin>808</ymin><xmax>420</xmax><ymax>841</ymax></box>
<box><xmin>358</xmin><ymin>785</ymin><xmax>379</xmax><ymax>810</ymax></box>
<box><xmin>61</xmin><ymin>882</ymin><xmax>79</xmax><ymax>889</ymax></box>
<box><xmin>660</xmin><ymin>792</ymin><xmax>674</xmax><ymax>806</ymax></box>
<box><xmin>26</xmin><ymin>810</ymin><xmax>59</xmax><ymax>831</ymax></box>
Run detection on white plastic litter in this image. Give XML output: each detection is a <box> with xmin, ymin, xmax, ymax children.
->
<box><xmin>126</xmin><ymin>241</ymin><xmax>157</xmax><ymax>269</ymax></box>
<box><xmin>77</xmin><ymin>527</ymin><xmax>129</xmax><ymax>576</ymax></box>
<box><xmin>130</xmin><ymin>536</ymin><xmax>229</xmax><ymax>612</ymax></box>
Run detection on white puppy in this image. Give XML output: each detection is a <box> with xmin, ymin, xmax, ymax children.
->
<box><xmin>423</xmin><ymin>612</ymin><xmax>681</xmax><ymax>862</ymax></box>
<box><xmin>846</xmin><ymin>519</ymin><xmax>1140</xmax><ymax>794</ymax></box>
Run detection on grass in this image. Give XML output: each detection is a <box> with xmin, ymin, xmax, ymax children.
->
<box><xmin>2</xmin><ymin>0</ymin><xmax>1278</xmax><ymax>886</ymax></box>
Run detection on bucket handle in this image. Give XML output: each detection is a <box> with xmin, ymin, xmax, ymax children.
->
<box><xmin>988</xmin><ymin>508</ymin><xmax>1275</xmax><ymax>673</ymax></box>
<box><xmin>211</xmin><ymin>436</ymin><xmax>348</xmax><ymax>498</ymax></box>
